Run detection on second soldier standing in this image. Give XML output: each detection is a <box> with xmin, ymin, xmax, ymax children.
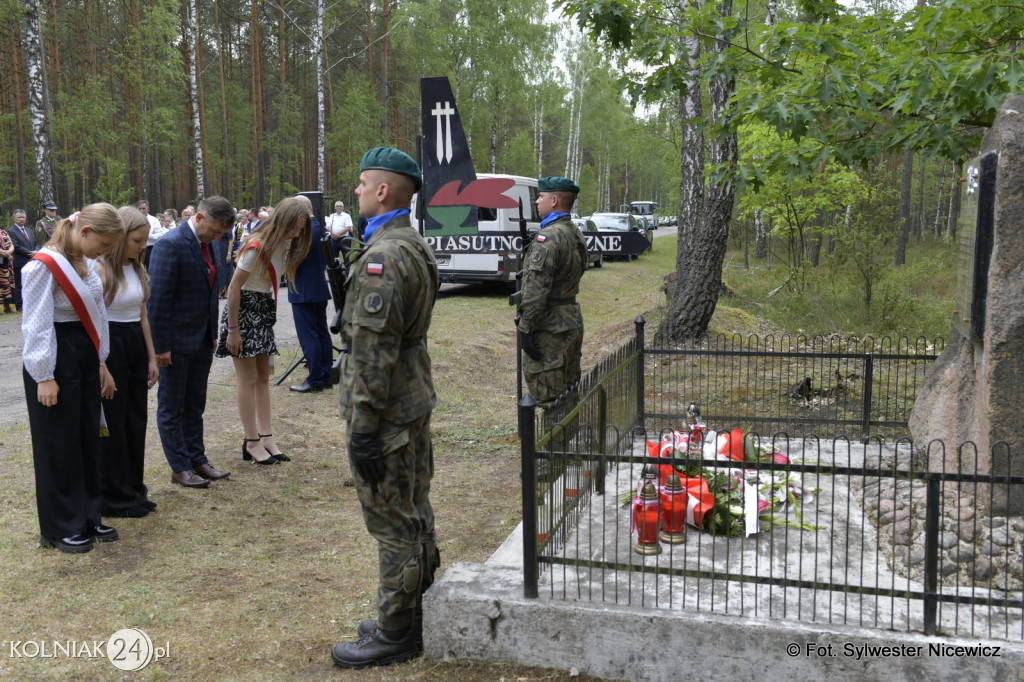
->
<box><xmin>516</xmin><ymin>176</ymin><xmax>588</xmax><ymax>407</ymax></box>
<box><xmin>331</xmin><ymin>147</ymin><xmax>441</xmax><ymax>669</ymax></box>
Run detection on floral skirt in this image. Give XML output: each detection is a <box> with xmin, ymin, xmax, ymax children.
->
<box><xmin>215</xmin><ymin>290</ymin><xmax>277</xmax><ymax>358</ymax></box>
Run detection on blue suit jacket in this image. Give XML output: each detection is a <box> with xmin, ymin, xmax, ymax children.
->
<box><xmin>287</xmin><ymin>216</ymin><xmax>330</xmax><ymax>304</ymax></box>
<box><xmin>147</xmin><ymin>221</ymin><xmax>219</xmax><ymax>356</ymax></box>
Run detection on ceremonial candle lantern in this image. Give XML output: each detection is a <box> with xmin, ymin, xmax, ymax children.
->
<box><xmin>685</xmin><ymin>402</ymin><xmax>701</xmax><ymax>427</ymax></box>
<box><xmin>633</xmin><ymin>481</ymin><xmax>663</xmax><ymax>555</ymax></box>
<box><xmin>659</xmin><ymin>472</ymin><xmax>688</xmax><ymax>544</ymax></box>
<box><xmin>685</xmin><ymin>403</ymin><xmax>705</xmax><ymax>457</ymax></box>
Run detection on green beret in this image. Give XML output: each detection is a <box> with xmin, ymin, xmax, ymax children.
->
<box><xmin>360</xmin><ymin>147</ymin><xmax>422</xmax><ymax>191</ymax></box>
<box><xmin>537</xmin><ymin>176</ymin><xmax>580</xmax><ymax>194</ymax></box>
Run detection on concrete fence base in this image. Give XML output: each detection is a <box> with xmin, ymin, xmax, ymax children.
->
<box><xmin>423</xmin><ymin>524</ymin><xmax>1024</xmax><ymax>682</ymax></box>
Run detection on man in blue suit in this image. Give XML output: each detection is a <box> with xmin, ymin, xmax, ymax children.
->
<box><xmin>288</xmin><ymin>194</ymin><xmax>333</xmax><ymax>393</ymax></box>
<box><xmin>147</xmin><ymin>196</ymin><xmax>235</xmax><ymax>488</ymax></box>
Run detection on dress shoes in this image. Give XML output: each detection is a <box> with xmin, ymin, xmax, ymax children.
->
<box><xmin>171</xmin><ymin>470</ymin><xmax>211</xmax><ymax>488</ymax></box>
<box><xmin>92</xmin><ymin>524</ymin><xmax>119</xmax><ymax>542</ymax></box>
<box><xmin>289</xmin><ymin>380</ymin><xmax>324</xmax><ymax>393</ymax></box>
<box><xmin>193</xmin><ymin>463</ymin><xmax>230</xmax><ymax>480</ymax></box>
<box><xmin>40</xmin><ymin>534</ymin><xmax>94</xmax><ymax>554</ymax></box>
<box><xmin>331</xmin><ymin>626</ymin><xmax>421</xmax><ymax>669</ymax></box>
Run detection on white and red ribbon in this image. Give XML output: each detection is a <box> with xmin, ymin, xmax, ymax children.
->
<box><xmin>32</xmin><ymin>250</ymin><xmax>103</xmax><ymax>359</ymax></box>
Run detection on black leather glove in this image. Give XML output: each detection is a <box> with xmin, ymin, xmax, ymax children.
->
<box><xmin>349</xmin><ymin>431</ymin><xmax>385</xmax><ymax>484</ymax></box>
<box><xmin>519</xmin><ymin>330</ymin><xmax>543</xmax><ymax>361</ymax></box>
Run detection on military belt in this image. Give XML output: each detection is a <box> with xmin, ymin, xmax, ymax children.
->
<box><xmin>548</xmin><ymin>297</ymin><xmax>577</xmax><ymax>306</ymax></box>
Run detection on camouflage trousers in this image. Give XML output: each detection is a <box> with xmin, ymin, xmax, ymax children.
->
<box><xmin>347</xmin><ymin>412</ymin><xmax>439</xmax><ymax>632</ymax></box>
<box><xmin>523</xmin><ymin>326</ymin><xmax>583</xmax><ymax>407</ymax></box>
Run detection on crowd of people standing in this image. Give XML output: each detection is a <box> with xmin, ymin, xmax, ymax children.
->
<box><xmin>7</xmin><ymin>146</ymin><xmax>585</xmax><ymax>671</ymax></box>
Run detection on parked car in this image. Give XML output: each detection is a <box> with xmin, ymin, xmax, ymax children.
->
<box><xmin>571</xmin><ymin>218</ymin><xmax>603</xmax><ymax>268</ymax></box>
<box><xmin>588</xmin><ymin>212</ymin><xmax>644</xmax><ymax>233</ymax></box>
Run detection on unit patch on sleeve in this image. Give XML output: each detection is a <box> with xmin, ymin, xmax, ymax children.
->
<box><xmin>364</xmin><ymin>291</ymin><xmax>385</xmax><ymax>314</ymax></box>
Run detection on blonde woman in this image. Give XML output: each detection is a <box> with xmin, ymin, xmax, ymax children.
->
<box><xmin>215</xmin><ymin>197</ymin><xmax>311</xmax><ymax>464</ymax></box>
<box><xmin>96</xmin><ymin>207</ymin><xmax>159</xmax><ymax>517</ymax></box>
<box><xmin>22</xmin><ymin>203</ymin><xmax>124</xmax><ymax>553</ymax></box>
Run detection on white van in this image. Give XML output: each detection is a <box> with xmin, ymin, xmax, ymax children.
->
<box><xmin>412</xmin><ymin>173</ymin><xmax>540</xmax><ymax>285</ymax></box>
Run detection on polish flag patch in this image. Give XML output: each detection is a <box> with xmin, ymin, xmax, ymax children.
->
<box><xmin>535</xmin><ymin>234</ymin><xmax>547</xmax><ymax>243</ymax></box>
<box><xmin>366</xmin><ymin>262</ymin><xmax>384</xmax><ymax>275</ymax></box>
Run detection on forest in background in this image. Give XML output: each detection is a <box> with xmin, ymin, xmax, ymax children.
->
<box><xmin>3</xmin><ymin>0</ymin><xmax>1019</xmax><ymax>338</ymax></box>
<box><xmin>1</xmin><ymin>0</ymin><xmax>679</xmax><ymax>220</ymax></box>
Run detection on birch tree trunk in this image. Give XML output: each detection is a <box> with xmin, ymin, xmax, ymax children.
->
<box><xmin>663</xmin><ymin>0</ymin><xmax>737</xmax><ymax>342</ymax></box>
<box><xmin>186</xmin><ymin>0</ymin><xmax>204</xmax><ymax>198</ymax></box>
<box><xmin>893</xmin><ymin>147</ymin><xmax>912</xmax><ymax>266</ymax></box>
<box><xmin>947</xmin><ymin>161</ymin><xmax>961</xmax><ymax>240</ymax></box>
<box><xmin>24</xmin><ymin>0</ymin><xmax>55</xmax><ymax>204</ymax></box>
<box><xmin>315</xmin><ymin>0</ymin><xmax>325</xmax><ymax>190</ymax></box>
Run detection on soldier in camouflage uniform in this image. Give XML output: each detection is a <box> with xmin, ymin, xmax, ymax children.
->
<box><xmin>331</xmin><ymin>148</ymin><xmax>441</xmax><ymax>670</ymax></box>
<box><xmin>517</xmin><ymin>176</ymin><xmax>588</xmax><ymax>407</ymax></box>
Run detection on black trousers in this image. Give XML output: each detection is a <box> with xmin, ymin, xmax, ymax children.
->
<box><xmin>99</xmin><ymin>322</ymin><xmax>151</xmax><ymax>514</ymax></box>
<box><xmin>24</xmin><ymin>323</ymin><xmax>102</xmax><ymax>539</ymax></box>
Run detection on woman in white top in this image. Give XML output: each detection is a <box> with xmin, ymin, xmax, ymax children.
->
<box><xmin>215</xmin><ymin>197</ymin><xmax>311</xmax><ymax>464</ymax></box>
<box><xmin>21</xmin><ymin>203</ymin><xmax>123</xmax><ymax>554</ymax></box>
<box><xmin>96</xmin><ymin>207</ymin><xmax>159</xmax><ymax>518</ymax></box>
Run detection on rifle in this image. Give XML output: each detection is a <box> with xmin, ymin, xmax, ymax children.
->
<box><xmin>509</xmin><ymin>198</ymin><xmax>532</xmax><ymax>404</ymax></box>
<box><xmin>508</xmin><ymin>198</ymin><xmax>532</xmax><ymax>309</ymax></box>
<box><xmin>322</xmin><ymin>232</ymin><xmax>350</xmax><ymax>384</ymax></box>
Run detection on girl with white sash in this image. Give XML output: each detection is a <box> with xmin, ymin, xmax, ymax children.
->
<box><xmin>21</xmin><ymin>203</ymin><xmax>124</xmax><ymax>554</ymax></box>
<box><xmin>96</xmin><ymin>207</ymin><xmax>159</xmax><ymax>517</ymax></box>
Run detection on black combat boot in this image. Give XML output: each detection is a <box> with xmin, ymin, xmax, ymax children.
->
<box><xmin>330</xmin><ymin>625</ymin><xmax>420</xmax><ymax>669</ymax></box>
<box><xmin>356</xmin><ymin>610</ymin><xmax>424</xmax><ymax>650</ymax></box>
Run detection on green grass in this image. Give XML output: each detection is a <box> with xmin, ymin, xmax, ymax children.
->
<box><xmin>721</xmin><ymin>238</ymin><xmax>956</xmax><ymax>340</ymax></box>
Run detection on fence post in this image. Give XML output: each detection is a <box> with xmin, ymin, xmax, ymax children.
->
<box><xmin>635</xmin><ymin>315</ymin><xmax>646</xmax><ymax>430</ymax></box>
<box><xmin>595</xmin><ymin>385</ymin><xmax>607</xmax><ymax>494</ymax></box>
<box><xmin>923</xmin><ymin>473</ymin><xmax>940</xmax><ymax>634</ymax></box>
<box><xmin>519</xmin><ymin>394</ymin><xmax>539</xmax><ymax>599</ymax></box>
<box><xmin>861</xmin><ymin>353</ymin><xmax>874</xmax><ymax>441</ymax></box>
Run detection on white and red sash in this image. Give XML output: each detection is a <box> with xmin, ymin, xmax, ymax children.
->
<box><xmin>241</xmin><ymin>241</ymin><xmax>278</xmax><ymax>309</ymax></box>
<box><xmin>32</xmin><ymin>250</ymin><xmax>104</xmax><ymax>359</ymax></box>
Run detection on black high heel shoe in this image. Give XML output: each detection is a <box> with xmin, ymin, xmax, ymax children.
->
<box><xmin>259</xmin><ymin>433</ymin><xmax>290</xmax><ymax>462</ymax></box>
<box><xmin>242</xmin><ymin>437</ymin><xmax>277</xmax><ymax>465</ymax></box>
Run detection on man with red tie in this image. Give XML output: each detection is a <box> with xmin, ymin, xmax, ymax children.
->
<box><xmin>8</xmin><ymin>209</ymin><xmax>38</xmax><ymax>312</ymax></box>
<box><xmin>147</xmin><ymin>196</ymin><xmax>235</xmax><ymax>488</ymax></box>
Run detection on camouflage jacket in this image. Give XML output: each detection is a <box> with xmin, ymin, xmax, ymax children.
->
<box><xmin>517</xmin><ymin>214</ymin><xmax>588</xmax><ymax>334</ymax></box>
<box><xmin>339</xmin><ymin>213</ymin><xmax>439</xmax><ymax>434</ymax></box>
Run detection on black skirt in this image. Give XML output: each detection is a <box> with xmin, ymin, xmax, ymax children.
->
<box><xmin>215</xmin><ymin>290</ymin><xmax>278</xmax><ymax>358</ymax></box>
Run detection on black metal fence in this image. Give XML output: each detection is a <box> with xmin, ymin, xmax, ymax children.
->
<box><xmin>644</xmin><ymin>328</ymin><xmax>943</xmax><ymax>441</ymax></box>
<box><xmin>519</xmin><ymin>320</ymin><xmax>1024</xmax><ymax>641</ymax></box>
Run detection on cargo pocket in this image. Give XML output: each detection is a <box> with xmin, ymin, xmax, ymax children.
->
<box><xmin>523</xmin><ymin>354</ymin><xmax>565</xmax><ymax>405</ymax></box>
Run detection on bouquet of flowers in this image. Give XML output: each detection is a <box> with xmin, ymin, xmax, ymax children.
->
<box><xmin>625</xmin><ymin>424</ymin><xmax>821</xmax><ymax>538</ymax></box>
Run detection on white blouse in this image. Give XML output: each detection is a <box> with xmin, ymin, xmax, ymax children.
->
<box><xmin>21</xmin><ymin>253</ymin><xmax>110</xmax><ymax>382</ymax></box>
<box><xmin>237</xmin><ymin>242</ymin><xmax>287</xmax><ymax>294</ymax></box>
<box><xmin>105</xmin><ymin>265</ymin><xmax>144</xmax><ymax>323</ymax></box>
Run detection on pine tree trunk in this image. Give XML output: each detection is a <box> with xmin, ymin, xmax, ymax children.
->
<box><xmin>6</xmin><ymin>22</ymin><xmax>30</xmax><ymax>211</ymax></box>
<box><xmin>251</xmin><ymin>0</ymin><xmax>266</xmax><ymax>206</ymax></box>
<box><xmin>215</xmin><ymin>0</ymin><xmax>231</xmax><ymax>197</ymax></box>
<box><xmin>380</xmin><ymin>0</ymin><xmax>391</xmax><ymax>139</ymax></box>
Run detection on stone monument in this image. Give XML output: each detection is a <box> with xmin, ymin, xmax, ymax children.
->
<box><xmin>909</xmin><ymin>94</ymin><xmax>1024</xmax><ymax>513</ymax></box>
